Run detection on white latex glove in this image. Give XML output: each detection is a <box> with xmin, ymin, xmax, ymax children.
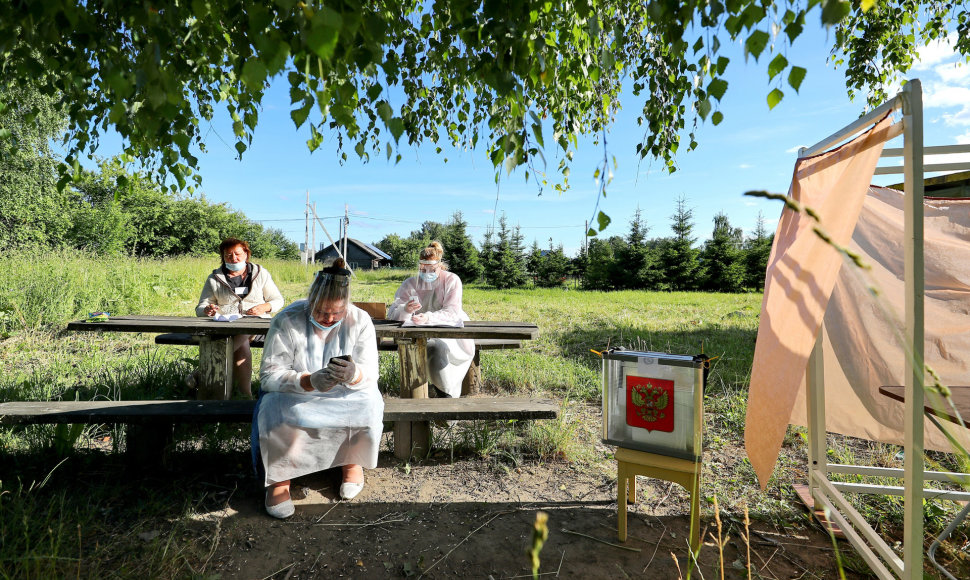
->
<box><xmin>405</xmin><ymin>296</ymin><xmax>421</xmax><ymax>313</ymax></box>
<box><xmin>309</xmin><ymin>368</ymin><xmax>339</xmax><ymax>392</ymax></box>
<box><xmin>328</xmin><ymin>356</ymin><xmax>357</xmax><ymax>384</ymax></box>
<box><xmin>411</xmin><ymin>313</ymin><xmax>428</xmax><ymax>325</ymax></box>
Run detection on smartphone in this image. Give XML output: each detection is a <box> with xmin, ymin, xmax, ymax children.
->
<box><xmin>328</xmin><ymin>354</ymin><xmax>352</xmax><ymax>365</ymax></box>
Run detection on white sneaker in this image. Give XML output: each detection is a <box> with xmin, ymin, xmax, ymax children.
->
<box><xmin>340</xmin><ymin>482</ymin><xmax>364</xmax><ymax>500</ymax></box>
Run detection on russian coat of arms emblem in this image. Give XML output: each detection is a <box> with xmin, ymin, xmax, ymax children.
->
<box><xmin>626</xmin><ymin>376</ymin><xmax>675</xmax><ymax>432</ymax></box>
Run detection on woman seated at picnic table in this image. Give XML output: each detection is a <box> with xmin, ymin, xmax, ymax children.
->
<box><xmin>387</xmin><ymin>241</ymin><xmax>473</xmax><ymax>398</ymax></box>
<box><xmin>194</xmin><ymin>237</ymin><xmax>285</xmax><ymax>398</ymax></box>
<box><xmin>256</xmin><ymin>259</ymin><xmax>383</xmax><ymax>518</ymax></box>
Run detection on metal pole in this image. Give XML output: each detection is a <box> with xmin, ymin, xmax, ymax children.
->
<box><xmin>311</xmin><ymin>202</ymin><xmax>317</xmax><ymax>265</ymax></box>
<box><xmin>901</xmin><ymin>78</ymin><xmax>925</xmax><ymax>580</ymax></box>
<box><xmin>304</xmin><ymin>191</ymin><xmax>310</xmax><ymax>265</ymax></box>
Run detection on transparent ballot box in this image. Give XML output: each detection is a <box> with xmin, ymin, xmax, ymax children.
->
<box><xmin>602</xmin><ymin>350</ymin><xmax>708</xmax><ymax>461</ymax></box>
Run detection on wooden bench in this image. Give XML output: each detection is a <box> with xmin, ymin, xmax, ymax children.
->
<box><xmin>0</xmin><ymin>397</ymin><xmax>558</xmax><ymax>464</ymax></box>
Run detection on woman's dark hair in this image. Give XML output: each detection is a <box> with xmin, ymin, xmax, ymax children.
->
<box><xmin>219</xmin><ymin>237</ymin><xmax>251</xmax><ymax>259</ymax></box>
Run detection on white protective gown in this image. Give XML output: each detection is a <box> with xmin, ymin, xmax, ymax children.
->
<box><xmin>387</xmin><ymin>270</ymin><xmax>474</xmax><ymax>397</ymax></box>
<box><xmin>257</xmin><ymin>301</ymin><xmax>383</xmax><ymax>485</ymax></box>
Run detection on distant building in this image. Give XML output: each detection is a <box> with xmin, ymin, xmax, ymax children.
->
<box><xmin>314</xmin><ymin>238</ymin><xmax>392</xmax><ymax>269</ymax></box>
<box><xmin>890</xmin><ymin>170</ymin><xmax>970</xmax><ymax>198</ymax></box>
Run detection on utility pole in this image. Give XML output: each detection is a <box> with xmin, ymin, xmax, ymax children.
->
<box><xmin>304</xmin><ymin>191</ymin><xmax>310</xmax><ymax>265</ymax></box>
<box><xmin>311</xmin><ymin>202</ymin><xmax>317</xmax><ymax>265</ymax></box>
<box><xmin>343</xmin><ymin>204</ymin><xmax>349</xmax><ymax>261</ymax></box>
<box><xmin>584</xmin><ymin>220</ymin><xmax>588</xmax><ymax>254</ymax></box>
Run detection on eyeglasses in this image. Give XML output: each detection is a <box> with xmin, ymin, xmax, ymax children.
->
<box><xmin>315</xmin><ymin>308</ymin><xmax>346</xmax><ymax>317</ymax></box>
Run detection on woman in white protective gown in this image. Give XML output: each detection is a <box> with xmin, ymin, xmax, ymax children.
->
<box><xmin>256</xmin><ymin>259</ymin><xmax>383</xmax><ymax>519</ymax></box>
<box><xmin>387</xmin><ymin>241</ymin><xmax>474</xmax><ymax>398</ymax></box>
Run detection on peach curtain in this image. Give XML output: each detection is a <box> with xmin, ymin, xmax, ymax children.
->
<box><xmin>788</xmin><ymin>187</ymin><xmax>970</xmax><ymax>452</ymax></box>
<box><xmin>745</xmin><ymin>114</ymin><xmax>894</xmax><ymax>488</ymax></box>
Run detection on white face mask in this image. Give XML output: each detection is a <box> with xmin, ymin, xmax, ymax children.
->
<box><xmin>310</xmin><ymin>317</ymin><xmax>342</xmax><ymax>332</ymax></box>
<box><xmin>224</xmin><ymin>261</ymin><xmax>246</xmax><ymax>272</ymax></box>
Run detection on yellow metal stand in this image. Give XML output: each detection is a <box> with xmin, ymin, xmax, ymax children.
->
<box><xmin>616</xmin><ymin>446</ymin><xmax>701</xmax><ymax>551</ymax></box>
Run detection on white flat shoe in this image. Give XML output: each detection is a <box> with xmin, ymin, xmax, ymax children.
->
<box><xmin>265</xmin><ymin>489</ymin><xmax>295</xmax><ymax>519</ymax></box>
<box><xmin>340</xmin><ymin>482</ymin><xmax>364</xmax><ymax>500</ymax></box>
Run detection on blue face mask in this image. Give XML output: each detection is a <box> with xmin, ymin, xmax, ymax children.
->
<box><xmin>224</xmin><ymin>261</ymin><xmax>246</xmax><ymax>272</ymax></box>
<box><xmin>419</xmin><ymin>272</ymin><xmax>438</xmax><ymax>283</ymax></box>
<box><xmin>310</xmin><ymin>317</ymin><xmax>342</xmax><ymax>332</ymax></box>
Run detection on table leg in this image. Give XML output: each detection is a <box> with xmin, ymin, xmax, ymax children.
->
<box><xmin>394</xmin><ymin>337</ymin><xmax>430</xmax><ymax>460</ymax></box>
<box><xmin>198</xmin><ymin>335</ymin><xmax>232</xmax><ymax>400</ymax></box>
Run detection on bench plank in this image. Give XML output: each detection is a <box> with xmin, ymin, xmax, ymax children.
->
<box><xmin>0</xmin><ymin>397</ymin><xmax>558</xmax><ymax>425</ymax></box>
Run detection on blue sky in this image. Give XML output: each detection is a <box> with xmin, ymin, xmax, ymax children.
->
<box><xmin>92</xmin><ymin>22</ymin><xmax>970</xmax><ymax>257</ymax></box>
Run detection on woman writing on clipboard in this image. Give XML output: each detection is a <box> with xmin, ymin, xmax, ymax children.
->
<box><xmin>387</xmin><ymin>241</ymin><xmax>474</xmax><ymax>398</ymax></box>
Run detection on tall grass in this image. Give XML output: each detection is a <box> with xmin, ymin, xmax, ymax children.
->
<box><xmin>4</xmin><ymin>252</ymin><xmax>966</xmax><ymax>576</ymax></box>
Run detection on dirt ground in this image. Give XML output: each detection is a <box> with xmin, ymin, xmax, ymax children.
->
<box><xmin>185</xmin><ymin>438</ymin><xmax>863</xmax><ymax>579</ymax></box>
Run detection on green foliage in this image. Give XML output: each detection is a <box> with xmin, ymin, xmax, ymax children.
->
<box><xmin>441</xmin><ymin>212</ymin><xmax>483</xmax><ymax>283</ymax></box>
<box><xmin>0</xmin><ymin>82</ymin><xmax>73</xmax><ymax>249</ymax></box>
<box><xmin>5</xmin><ymin>1</ymin><xmax>963</xmax><ymax>208</ymax></box>
<box><xmin>743</xmin><ymin>212</ymin><xmax>774</xmax><ymax>291</ymax></box>
<box><xmin>701</xmin><ymin>212</ymin><xmax>746</xmax><ymax>293</ymax></box>
<box><xmin>4</xmin><ymin>150</ymin><xmax>298</xmax><ymax>259</ymax></box>
<box><xmin>527</xmin><ymin>239</ymin><xmax>572</xmax><ymax>288</ymax></box>
<box><xmin>482</xmin><ymin>214</ymin><xmax>528</xmax><ymax>289</ymax></box>
<box><xmin>616</xmin><ymin>208</ymin><xmax>662</xmax><ymax>290</ymax></box>
<box><xmin>375</xmin><ymin>213</ymin><xmax>482</xmax><ymax>281</ymax></box>
<box><xmin>658</xmin><ymin>196</ymin><xmax>703</xmax><ymax>291</ymax></box>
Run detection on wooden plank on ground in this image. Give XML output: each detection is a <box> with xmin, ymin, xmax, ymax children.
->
<box><xmin>793</xmin><ymin>483</ymin><xmax>846</xmax><ymax>539</ymax></box>
<box><xmin>0</xmin><ymin>397</ymin><xmax>559</xmax><ymax>425</ymax></box>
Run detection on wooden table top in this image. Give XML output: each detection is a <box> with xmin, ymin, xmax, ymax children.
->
<box><xmin>879</xmin><ymin>385</ymin><xmax>970</xmax><ymax>427</ymax></box>
<box><xmin>67</xmin><ymin>315</ymin><xmax>539</xmax><ymax>341</ymax></box>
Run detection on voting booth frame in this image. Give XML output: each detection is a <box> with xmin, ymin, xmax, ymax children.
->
<box><xmin>794</xmin><ymin>80</ymin><xmax>970</xmax><ymax>579</ymax></box>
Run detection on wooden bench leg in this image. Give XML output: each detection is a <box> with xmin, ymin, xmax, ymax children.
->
<box><xmin>393</xmin><ymin>420</ymin><xmax>430</xmax><ymax>461</ymax></box>
<box><xmin>618</xmin><ymin>464</ymin><xmax>629</xmax><ymax>542</ymax></box>
<box><xmin>126</xmin><ymin>422</ymin><xmax>174</xmax><ymax>468</ymax></box>
<box><xmin>395</xmin><ymin>338</ymin><xmax>430</xmax><ymax>460</ymax></box>
<box><xmin>461</xmin><ymin>349</ymin><xmax>481</xmax><ymax>396</ymax></box>
<box><xmin>198</xmin><ymin>335</ymin><xmax>233</xmax><ymax>400</ymax></box>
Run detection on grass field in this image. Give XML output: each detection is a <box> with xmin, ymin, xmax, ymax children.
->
<box><xmin>1</xmin><ymin>250</ymin><xmax>968</xmax><ymax>577</ymax></box>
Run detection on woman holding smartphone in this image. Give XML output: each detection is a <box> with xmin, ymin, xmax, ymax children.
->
<box><xmin>255</xmin><ymin>259</ymin><xmax>383</xmax><ymax>518</ymax></box>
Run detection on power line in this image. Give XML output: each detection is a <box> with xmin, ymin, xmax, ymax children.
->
<box><xmin>347</xmin><ymin>212</ymin><xmax>581</xmax><ymax>230</ymax></box>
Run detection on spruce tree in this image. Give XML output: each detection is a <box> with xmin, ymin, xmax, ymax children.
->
<box><xmin>700</xmin><ymin>212</ymin><xmax>745</xmax><ymax>292</ymax></box>
<box><xmin>658</xmin><ymin>195</ymin><xmax>702</xmax><ymax>291</ymax></box>
<box><xmin>442</xmin><ymin>211</ymin><xmax>482</xmax><ymax>283</ymax></box>
<box><xmin>618</xmin><ymin>208</ymin><xmax>660</xmax><ymax>290</ymax></box>
<box><xmin>743</xmin><ymin>212</ymin><xmax>775</xmax><ymax>291</ymax></box>
<box><xmin>482</xmin><ymin>214</ymin><xmax>527</xmax><ymax>288</ymax></box>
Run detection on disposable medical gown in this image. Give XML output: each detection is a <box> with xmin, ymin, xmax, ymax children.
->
<box><xmin>388</xmin><ymin>270</ymin><xmax>474</xmax><ymax>397</ymax></box>
<box><xmin>257</xmin><ymin>301</ymin><xmax>384</xmax><ymax>485</ymax></box>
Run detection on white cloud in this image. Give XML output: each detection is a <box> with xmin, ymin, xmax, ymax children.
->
<box><xmin>786</xmin><ymin>145</ymin><xmax>804</xmax><ymax>154</ymax></box>
<box><xmin>738</xmin><ymin>163</ymin><xmax>752</xmax><ymax>169</ymax></box>
<box><xmin>912</xmin><ymin>36</ymin><xmax>958</xmax><ymax>70</ymax></box>
<box><xmin>935</xmin><ymin>62</ymin><xmax>970</xmax><ymax>85</ymax></box>
<box><xmin>924</xmin><ymin>84</ymin><xmax>970</xmax><ymax>109</ymax></box>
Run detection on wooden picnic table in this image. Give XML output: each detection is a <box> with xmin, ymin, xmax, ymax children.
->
<box><xmin>67</xmin><ymin>315</ymin><xmax>539</xmax><ymax>458</ymax></box>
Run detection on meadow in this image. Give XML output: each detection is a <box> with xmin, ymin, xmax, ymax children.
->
<box><xmin>0</xmin><ymin>250</ymin><xmax>967</xmax><ymax>578</ymax></box>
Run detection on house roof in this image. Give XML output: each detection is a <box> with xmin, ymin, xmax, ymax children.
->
<box><xmin>315</xmin><ymin>238</ymin><xmax>392</xmax><ymax>261</ymax></box>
